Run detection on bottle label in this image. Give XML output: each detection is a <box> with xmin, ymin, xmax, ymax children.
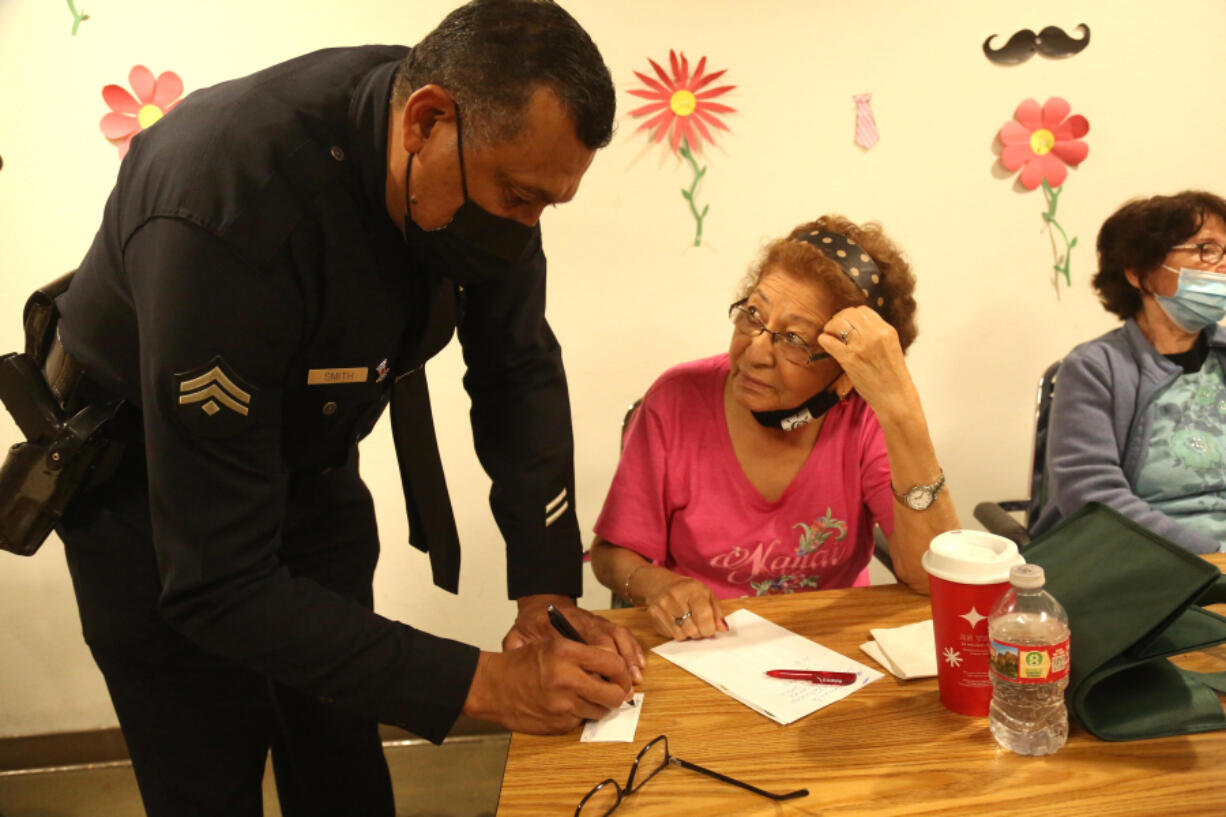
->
<box><xmin>989</xmin><ymin>636</ymin><xmax>1070</xmax><ymax>684</ymax></box>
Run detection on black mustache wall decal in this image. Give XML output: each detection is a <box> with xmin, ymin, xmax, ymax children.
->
<box><xmin>983</xmin><ymin>24</ymin><xmax>1091</xmax><ymax>65</ymax></box>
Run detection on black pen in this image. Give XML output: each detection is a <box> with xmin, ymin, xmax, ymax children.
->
<box><xmin>546</xmin><ymin>604</ymin><xmax>637</xmax><ymax>706</ymax></box>
<box><xmin>546</xmin><ymin>603</ymin><xmax>587</xmax><ymax>643</ymax></box>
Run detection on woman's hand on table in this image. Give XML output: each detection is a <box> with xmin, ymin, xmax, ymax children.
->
<box><xmin>635</xmin><ymin>567</ymin><xmax>728</xmax><ymax>641</ymax></box>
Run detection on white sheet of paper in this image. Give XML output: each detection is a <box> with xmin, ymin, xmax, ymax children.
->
<box><xmin>868</xmin><ymin>619</ymin><xmax>937</xmax><ymax>679</ymax></box>
<box><xmin>651</xmin><ymin>608</ymin><xmax>882</xmax><ymax>725</ymax></box>
<box><xmin>581</xmin><ymin>693</ymin><xmax>644</xmax><ymax>742</ymax></box>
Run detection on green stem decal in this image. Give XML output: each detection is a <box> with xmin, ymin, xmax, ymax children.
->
<box><xmin>66</xmin><ymin>0</ymin><xmax>89</xmax><ymax>35</ymax></box>
<box><xmin>678</xmin><ymin>140</ymin><xmax>709</xmax><ymax>247</ymax></box>
<box><xmin>1041</xmin><ymin>179</ymin><xmax>1078</xmax><ymax>287</ymax></box>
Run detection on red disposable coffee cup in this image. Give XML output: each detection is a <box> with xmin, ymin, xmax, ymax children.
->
<box><xmin>922</xmin><ymin>530</ymin><xmax>1024</xmax><ymax>716</ymax></box>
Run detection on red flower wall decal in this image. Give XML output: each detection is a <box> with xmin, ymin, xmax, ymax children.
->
<box><xmin>628</xmin><ymin>50</ymin><xmax>736</xmax><ymax>247</ymax></box>
<box><xmin>997</xmin><ymin>97</ymin><xmax>1090</xmax><ymax>288</ymax></box>
<box><xmin>100</xmin><ymin>66</ymin><xmax>184</xmax><ymax>159</ymax></box>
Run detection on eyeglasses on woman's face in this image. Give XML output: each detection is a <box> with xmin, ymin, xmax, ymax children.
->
<box><xmin>728</xmin><ymin>300</ymin><xmax>828</xmax><ymax>366</ymax></box>
<box><xmin>1170</xmin><ymin>241</ymin><xmax>1226</xmax><ymax>266</ymax></box>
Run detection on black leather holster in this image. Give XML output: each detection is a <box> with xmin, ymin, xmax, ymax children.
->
<box><xmin>0</xmin><ymin>272</ymin><xmax>130</xmax><ymax>555</ymax></box>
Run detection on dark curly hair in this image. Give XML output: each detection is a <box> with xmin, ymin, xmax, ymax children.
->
<box><xmin>737</xmin><ymin>215</ymin><xmax>919</xmax><ymax>352</ymax></box>
<box><xmin>1093</xmin><ymin>190</ymin><xmax>1226</xmax><ymax>319</ymax></box>
<box><xmin>392</xmin><ymin>0</ymin><xmax>615</xmax><ymax>150</ymax></box>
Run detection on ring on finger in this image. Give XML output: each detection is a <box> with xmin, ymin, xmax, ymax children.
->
<box><xmin>674</xmin><ymin>611</ymin><xmax>693</xmax><ymax>627</ymax></box>
<box><xmin>837</xmin><ymin>324</ymin><xmax>857</xmax><ymax>344</ymax></box>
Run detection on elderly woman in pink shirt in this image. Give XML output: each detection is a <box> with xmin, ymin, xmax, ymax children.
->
<box><xmin>591</xmin><ymin>215</ymin><xmax>959</xmax><ymax>640</ymax></box>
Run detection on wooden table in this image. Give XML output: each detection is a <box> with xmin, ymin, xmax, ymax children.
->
<box><xmin>496</xmin><ymin>553</ymin><xmax>1226</xmax><ymax>816</ymax></box>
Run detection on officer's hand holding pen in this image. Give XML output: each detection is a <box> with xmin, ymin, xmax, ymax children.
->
<box><xmin>461</xmin><ymin>619</ymin><xmax>635</xmax><ymax>735</ymax></box>
<box><xmin>547</xmin><ymin>605</ymin><xmax>641</xmax><ymax>705</ymax></box>
<box><xmin>502</xmin><ymin>594</ymin><xmax>645</xmax><ymax>683</ymax></box>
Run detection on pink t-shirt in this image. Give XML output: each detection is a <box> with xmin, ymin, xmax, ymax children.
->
<box><xmin>595</xmin><ymin>354</ymin><xmax>895</xmax><ymax>599</ymax></box>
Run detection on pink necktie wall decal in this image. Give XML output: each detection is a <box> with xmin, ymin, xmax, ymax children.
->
<box><xmin>997</xmin><ymin>97</ymin><xmax>1090</xmax><ymax>291</ymax></box>
<box><xmin>66</xmin><ymin>0</ymin><xmax>89</xmax><ymax>35</ymax></box>
<box><xmin>627</xmin><ymin>50</ymin><xmax>737</xmax><ymax>248</ymax></box>
<box><xmin>852</xmin><ymin>93</ymin><xmax>879</xmax><ymax>150</ymax></box>
<box><xmin>100</xmin><ymin>66</ymin><xmax>185</xmax><ymax>159</ymax></box>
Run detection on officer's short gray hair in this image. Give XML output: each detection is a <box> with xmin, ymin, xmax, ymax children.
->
<box><xmin>393</xmin><ymin>0</ymin><xmax>615</xmax><ymax>150</ymax></box>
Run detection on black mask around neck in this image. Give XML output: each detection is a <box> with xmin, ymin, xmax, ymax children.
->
<box><xmin>403</xmin><ymin>105</ymin><xmax>539</xmax><ymax>283</ymax></box>
<box><xmin>750</xmin><ymin>371</ymin><xmax>843</xmax><ymax>431</ymax></box>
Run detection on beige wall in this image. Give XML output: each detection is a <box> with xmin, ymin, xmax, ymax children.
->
<box><xmin>1</xmin><ymin>0</ymin><xmax>1224</xmax><ymax>737</ymax></box>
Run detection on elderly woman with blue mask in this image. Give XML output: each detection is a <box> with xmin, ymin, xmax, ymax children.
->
<box><xmin>1033</xmin><ymin>190</ymin><xmax>1226</xmax><ymax>553</ymax></box>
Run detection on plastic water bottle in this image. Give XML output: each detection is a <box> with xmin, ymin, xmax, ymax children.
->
<box><xmin>987</xmin><ymin>564</ymin><xmax>1070</xmax><ymax>755</ymax></box>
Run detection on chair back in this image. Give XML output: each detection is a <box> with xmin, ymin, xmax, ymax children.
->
<box><xmin>605</xmin><ymin>397</ymin><xmax>644</xmax><ymax>608</ymax></box>
<box><xmin>1024</xmin><ymin>360</ymin><xmax>1061</xmax><ymax>528</ymax></box>
<box><xmin>621</xmin><ymin>398</ymin><xmax>642</xmax><ymax>451</ymax></box>
<box><xmin>972</xmin><ymin>358</ymin><xmax>1061</xmax><ymax>547</ymax></box>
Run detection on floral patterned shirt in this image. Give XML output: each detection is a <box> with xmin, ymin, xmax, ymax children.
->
<box><xmin>594</xmin><ymin>354</ymin><xmax>894</xmax><ymax>598</ymax></box>
<box><xmin>1134</xmin><ymin>353</ymin><xmax>1226</xmax><ymax>550</ymax></box>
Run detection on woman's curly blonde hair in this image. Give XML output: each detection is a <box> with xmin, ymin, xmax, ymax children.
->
<box><xmin>737</xmin><ymin>215</ymin><xmax>919</xmax><ymax>352</ymax></box>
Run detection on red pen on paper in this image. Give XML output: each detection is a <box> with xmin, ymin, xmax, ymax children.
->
<box><xmin>765</xmin><ymin>669</ymin><xmax>858</xmax><ymax>686</ymax></box>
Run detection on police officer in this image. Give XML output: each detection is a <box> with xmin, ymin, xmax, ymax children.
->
<box><xmin>52</xmin><ymin>2</ymin><xmax>644</xmax><ymax>815</ymax></box>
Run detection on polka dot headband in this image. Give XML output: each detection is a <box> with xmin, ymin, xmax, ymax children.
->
<box><xmin>797</xmin><ymin>230</ymin><xmax>886</xmax><ymax>313</ymax></box>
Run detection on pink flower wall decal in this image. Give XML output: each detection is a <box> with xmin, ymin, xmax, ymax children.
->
<box><xmin>100</xmin><ymin>66</ymin><xmax>184</xmax><ymax>159</ymax></box>
<box><xmin>997</xmin><ymin>97</ymin><xmax>1090</xmax><ymax>289</ymax></box>
<box><xmin>628</xmin><ymin>50</ymin><xmax>737</xmax><ymax>247</ymax></box>
<box><xmin>999</xmin><ymin>97</ymin><xmax>1088</xmax><ymax>190</ymax></box>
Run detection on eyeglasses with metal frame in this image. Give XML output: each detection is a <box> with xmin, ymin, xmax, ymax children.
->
<box><xmin>728</xmin><ymin>299</ymin><xmax>828</xmax><ymax>365</ymax></box>
<box><xmin>574</xmin><ymin>734</ymin><xmax>808</xmax><ymax>817</ymax></box>
<box><xmin>1170</xmin><ymin>241</ymin><xmax>1226</xmax><ymax>266</ymax></box>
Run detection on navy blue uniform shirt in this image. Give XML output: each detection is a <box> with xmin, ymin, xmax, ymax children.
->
<box><xmin>57</xmin><ymin>46</ymin><xmax>584</xmax><ymax>742</ymax></box>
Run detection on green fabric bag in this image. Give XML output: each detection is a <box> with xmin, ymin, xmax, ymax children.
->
<box><xmin>1023</xmin><ymin>502</ymin><xmax>1226</xmax><ymax>741</ymax></box>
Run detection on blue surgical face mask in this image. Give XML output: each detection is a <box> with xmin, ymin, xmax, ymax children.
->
<box><xmin>1154</xmin><ymin>266</ymin><xmax>1226</xmax><ymax>332</ymax></box>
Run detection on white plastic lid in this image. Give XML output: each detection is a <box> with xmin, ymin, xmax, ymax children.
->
<box><xmin>921</xmin><ymin>529</ymin><xmax>1025</xmax><ymax>585</ymax></box>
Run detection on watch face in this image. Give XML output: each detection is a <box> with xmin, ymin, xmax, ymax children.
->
<box><xmin>906</xmin><ymin>486</ymin><xmax>932</xmax><ymax>510</ymax></box>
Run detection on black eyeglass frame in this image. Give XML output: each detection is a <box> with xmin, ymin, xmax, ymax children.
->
<box><xmin>728</xmin><ymin>299</ymin><xmax>829</xmax><ymax>365</ymax></box>
<box><xmin>574</xmin><ymin>734</ymin><xmax>808</xmax><ymax>817</ymax></box>
<box><xmin>1170</xmin><ymin>241</ymin><xmax>1226</xmax><ymax>266</ymax></box>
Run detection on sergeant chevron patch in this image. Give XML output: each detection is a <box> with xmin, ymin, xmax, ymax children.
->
<box><xmin>174</xmin><ymin>355</ymin><xmax>256</xmax><ymax>438</ymax></box>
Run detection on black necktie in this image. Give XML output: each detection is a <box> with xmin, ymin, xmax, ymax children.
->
<box><xmin>390</xmin><ymin>279</ymin><xmax>461</xmax><ymax>593</ymax></box>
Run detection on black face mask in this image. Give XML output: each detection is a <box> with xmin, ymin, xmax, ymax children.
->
<box><xmin>403</xmin><ymin>105</ymin><xmax>539</xmax><ymax>284</ymax></box>
<box><xmin>750</xmin><ymin>371</ymin><xmax>843</xmax><ymax>431</ymax></box>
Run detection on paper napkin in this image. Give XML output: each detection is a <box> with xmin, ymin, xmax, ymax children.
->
<box><xmin>859</xmin><ymin>619</ymin><xmax>937</xmax><ymax>679</ymax></box>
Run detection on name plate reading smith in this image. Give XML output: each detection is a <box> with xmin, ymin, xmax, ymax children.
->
<box><xmin>307</xmin><ymin>367</ymin><xmax>369</xmax><ymax>385</ymax></box>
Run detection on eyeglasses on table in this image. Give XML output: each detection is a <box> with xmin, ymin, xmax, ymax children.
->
<box><xmin>574</xmin><ymin>734</ymin><xmax>809</xmax><ymax>816</ymax></box>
